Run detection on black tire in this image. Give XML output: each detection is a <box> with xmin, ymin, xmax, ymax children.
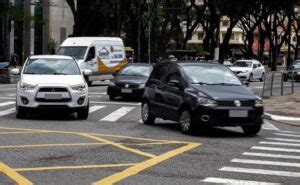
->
<box><xmin>259</xmin><ymin>73</ymin><xmax>265</xmax><ymax>82</ymax></box>
<box><xmin>179</xmin><ymin>110</ymin><xmax>196</xmax><ymax>134</ymax></box>
<box><xmin>248</xmin><ymin>73</ymin><xmax>253</xmax><ymax>82</ymax></box>
<box><xmin>141</xmin><ymin>101</ymin><xmax>155</xmax><ymax>125</ymax></box>
<box><xmin>242</xmin><ymin>125</ymin><xmax>261</xmax><ymax>136</ymax></box>
<box><xmin>283</xmin><ymin>75</ymin><xmax>288</xmax><ymax>82</ymax></box>
<box><xmin>87</xmin><ymin>81</ymin><xmax>92</xmax><ymax>86</ymax></box>
<box><xmin>109</xmin><ymin>95</ymin><xmax>116</xmax><ymax>101</ymax></box>
<box><xmin>77</xmin><ymin>103</ymin><xmax>89</xmax><ymax>120</ymax></box>
<box><xmin>16</xmin><ymin>106</ymin><xmax>26</xmax><ymax>119</ymax></box>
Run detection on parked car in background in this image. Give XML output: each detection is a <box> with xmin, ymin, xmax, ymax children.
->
<box><xmin>11</xmin><ymin>55</ymin><xmax>91</xmax><ymax>119</ymax></box>
<box><xmin>230</xmin><ymin>60</ymin><xmax>265</xmax><ymax>82</ymax></box>
<box><xmin>107</xmin><ymin>63</ymin><xmax>153</xmax><ymax>100</ymax></box>
<box><xmin>223</xmin><ymin>60</ymin><xmax>233</xmax><ymax>67</ymax></box>
<box><xmin>283</xmin><ymin>64</ymin><xmax>300</xmax><ymax>82</ymax></box>
<box><xmin>294</xmin><ymin>60</ymin><xmax>300</xmax><ymax>65</ymax></box>
<box><xmin>142</xmin><ymin>61</ymin><xmax>264</xmax><ymax>135</ymax></box>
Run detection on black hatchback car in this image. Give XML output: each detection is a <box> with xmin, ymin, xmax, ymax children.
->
<box><xmin>142</xmin><ymin>62</ymin><xmax>264</xmax><ymax>135</ymax></box>
<box><xmin>283</xmin><ymin>64</ymin><xmax>300</xmax><ymax>82</ymax></box>
<box><xmin>107</xmin><ymin>63</ymin><xmax>153</xmax><ymax>100</ymax></box>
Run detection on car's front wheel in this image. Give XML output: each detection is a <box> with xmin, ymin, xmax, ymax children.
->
<box><xmin>241</xmin><ymin>125</ymin><xmax>261</xmax><ymax>136</ymax></box>
<box><xmin>248</xmin><ymin>73</ymin><xmax>253</xmax><ymax>82</ymax></box>
<box><xmin>16</xmin><ymin>106</ymin><xmax>26</xmax><ymax>119</ymax></box>
<box><xmin>77</xmin><ymin>103</ymin><xmax>89</xmax><ymax>120</ymax></box>
<box><xmin>141</xmin><ymin>101</ymin><xmax>155</xmax><ymax>125</ymax></box>
<box><xmin>260</xmin><ymin>73</ymin><xmax>265</xmax><ymax>82</ymax></box>
<box><xmin>179</xmin><ymin>110</ymin><xmax>196</xmax><ymax>134</ymax></box>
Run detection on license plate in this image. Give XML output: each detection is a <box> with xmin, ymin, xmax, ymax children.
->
<box><xmin>229</xmin><ymin>110</ymin><xmax>248</xmax><ymax>117</ymax></box>
<box><xmin>121</xmin><ymin>89</ymin><xmax>132</xmax><ymax>93</ymax></box>
<box><xmin>45</xmin><ymin>94</ymin><xmax>62</xmax><ymax>99</ymax></box>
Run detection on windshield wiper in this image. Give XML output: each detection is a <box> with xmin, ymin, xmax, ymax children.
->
<box><xmin>191</xmin><ymin>82</ymin><xmax>212</xmax><ymax>85</ymax></box>
<box><xmin>210</xmin><ymin>83</ymin><xmax>240</xmax><ymax>86</ymax></box>
<box><xmin>24</xmin><ymin>72</ymin><xmax>36</xmax><ymax>74</ymax></box>
<box><xmin>53</xmin><ymin>72</ymin><xmax>68</xmax><ymax>75</ymax></box>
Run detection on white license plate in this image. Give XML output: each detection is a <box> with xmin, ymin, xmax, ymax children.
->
<box><xmin>229</xmin><ymin>110</ymin><xmax>248</xmax><ymax>117</ymax></box>
<box><xmin>45</xmin><ymin>94</ymin><xmax>62</xmax><ymax>99</ymax></box>
<box><xmin>121</xmin><ymin>89</ymin><xmax>132</xmax><ymax>93</ymax></box>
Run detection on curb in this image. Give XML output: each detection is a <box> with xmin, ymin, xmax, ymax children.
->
<box><xmin>264</xmin><ymin>113</ymin><xmax>300</xmax><ymax>127</ymax></box>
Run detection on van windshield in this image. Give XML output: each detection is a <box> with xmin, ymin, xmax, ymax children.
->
<box><xmin>57</xmin><ymin>47</ymin><xmax>87</xmax><ymax>60</ymax></box>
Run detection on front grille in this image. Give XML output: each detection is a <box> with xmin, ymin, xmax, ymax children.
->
<box><xmin>38</xmin><ymin>88</ymin><xmax>68</xmax><ymax>92</ymax></box>
<box><xmin>217</xmin><ymin>100</ymin><xmax>255</xmax><ymax>107</ymax></box>
<box><xmin>116</xmin><ymin>83</ymin><xmax>140</xmax><ymax>88</ymax></box>
<box><xmin>35</xmin><ymin>98</ymin><xmax>71</xmax><ymax>103</ymax></box>
<box><xmin>38</xmin><ymin>105</ymin><xmax>69</xmax><ymax>108</ymax></box>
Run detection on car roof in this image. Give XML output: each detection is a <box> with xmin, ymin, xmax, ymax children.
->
<box><xmin>29</xmin><ymin>55</ymin><xmax>74</xmax><ymax>60</ymax></box>
<box><xmin>235</xmin><ymin>59</ymin><xmax>258</xmax><ymax>62</ymax></box>
<box><xmin>126</xmin><ymin>63</ymin><xmax>153</xmax><ymax>66</ymax></box>
<box><xmin>60</xmin><ymin>37</ymin><xmax>123</xmax><ymax>47</ymax></box>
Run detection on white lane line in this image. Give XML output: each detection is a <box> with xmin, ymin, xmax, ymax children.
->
<box><xmin>0</xmin><ymin>108</ymin><xmax>15</xmax><ymax>116</ymax></box>
<box><xmin>89</xmin><ymin>106</ymin><xmax>106</xmax><ymax>114</ymax></box>
<box><xmin>138</xmin><ymin>119</ymin><xmax>143</xmax><ymax>123</ymax></box>
<box><xmin>89</xmin><ymin>92</ymin><xmax>106</xmax><ymax>95</ymax></box>
<box><xmin>202</xmin><ymin>177</ymin><xmax>280</xmax><ymax>185</ymax></box>
<box><xmin>274</xmin><ymin>133</ymin><xmax>300</xmax><ymax>138</ymax></box>
<box><xmin>0</xmin><ymin>97</ymin><xmax>15</xmax><ymax>100</ymax></box>
<box><xmin>266</xmin><ymin>137</ymin><xmax>300</xmax><ymax>143</ymax></box>
<box><xmin>265</xmin><ymin>113</ymin><xmax>300</xmax><ymax>121</ymax></box>
<box><xmin>90</xmin><ymin>101</ymin><xmax>141</xmax><ymax>106</ymax></box>
<box><xmin>252</xmin><ymin>146</ymin><xmax>300</xmax><ymax>153</ymax></box>
<box><xmin>243</xmin><ymin>152</ymin><xmax>300</xmax><ymax>160</ymax></box>
<box><xmin>259</xmin><ymin>141</ymin><xmax>300</xmax><ymax>147</ymax></box>
<box><xmin>231</xmin><ymin>158</ymin><xmax>300</xmax><ymax>168</ymax></box>
<box><xmin>0</xmin><ymin>101</ymin><xmax>15</xmax><ymax>107</ymax></box>
<box><xmin>277</xmin><ymin>130</ymin><xmax>300</xmax><ymax>134</ymax></box>
<box><xmin>88</xmin><ymin>95</ymin><xmax>103</xmax><ymax>98</ymax></box>
<box><xmin>220</xmin><ymin>167</ymin><xmax>300</xmax><ymax>177</ymax></box>
<box><xmin>262</xmin><ymin>121</ymin><xmax>279</xmax><ymax>131</ymax></box>
<box><xmin>100</xmin><ymin>107</ymin><xmax>135</xmax><ymax>122</ymax></box>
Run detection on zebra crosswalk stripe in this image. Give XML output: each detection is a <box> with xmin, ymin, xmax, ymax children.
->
<box><xmin>266</xmin><ymin>137</ymin><xmax>300</xmax><ymax>143</ymax></box>
<box><xmin>274</xmin><ymin>133</ymin><xmax>300</xmax><ymax>138</ymax></box>
<box><xmin>0</xmin><ymin>101</ymin><xmax>15</xmax><ymax>107</ymax></box>
<box><xmin>100</xmin><ymin>107</ymin><xmax>135</xmax><ymax>122</ymax></box>
<box><xmin>259</xmin><ymin>141</ymin><xmax>300</xmax><ymax>147</ymax></box>
<box><xmin>243</xmin><ymin>152</ymin><xmax>300</xmax><ymax>160</ymax></box>
<box><xmin>89</xmin><ymin>106</ymin><xmax>106</xmax><ymax>114</ymax></box>
<box><xmin>231</xmin><ymin>158</ymin><xmax>300</xmax><ymax>168</ymax></box>
<box><xmin>251</xmin><ymin>146</ymin><xmax>300</xmax><ymax>153</ymax></box>
<box><xmin>0</xmin><ymin>108</ymin><xmax>15</xmax><ymax>116</ymax></box>
<box><xmin>220</xmin><ymin>167</ymin><xmax>300</xmax><ymax>177</ymax></box>
<box><xmin>202</xmin><ymin>177</ymin><xmax>280</xmax><ymax>185</ymax></box>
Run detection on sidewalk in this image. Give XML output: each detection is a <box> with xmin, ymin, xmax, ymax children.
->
<box><xmin>264</xmin><ymin>92</ymin><xmax>300</xmax><ymax>126</ymax></box>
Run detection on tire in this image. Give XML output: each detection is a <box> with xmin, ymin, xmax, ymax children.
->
<box><xmin>87</xmin><ymin>81</ymin><xmax>92</xmax><ymax>86</ymax></box>
<box><xmin>141</xmin><ymin>101</ymin><xmax>155</xmax><ymax>125</ymax></box>
<box><xmin>242</xmin><ymin>125</ymin><xmax>261</xmax><ymax>136</ymax></box>
<box><xmin>16</xmin><ymin>106</ymin><xmax>26</xmax><ymax>119</ymax></box>
<box><xmin>109</xmin><ymin>95</ymin><xmax>116</xmax><ymax>101</ymax></box>
<box><xmin>259</xmin><ymin>73</ymin><xmax>265</xmax><ymax>82</ymax></box>
<box><xmin>179</xmin><ymin>110</ymin><xmax>196</xmax><ymax>134</ymax></box>
<box><xmin>283</xmin><ymin>75</ymin><xmax>288</xmax><ymax>82</ymax></box>
<box><xmin>77</xmin><ymin>102</ymin><xmax>89</xmax><ymax>120</ymax></box>
<box><xmin>248</xmin><ymin>73</ymin><xmax>253</xmax><ymax>82</ymax></box>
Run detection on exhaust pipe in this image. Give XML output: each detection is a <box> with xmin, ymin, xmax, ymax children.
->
<box><xmin>201</xmin><ymin>115</ymin><xmax>210</xmax><ymax>122</ymax></box>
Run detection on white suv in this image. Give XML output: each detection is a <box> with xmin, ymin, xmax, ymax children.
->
<box><xmin>230</xmin><ymin>60</ymin><xmax>265</xmax><ymax>82</ymax></box>
<box><xmin>11</xmin><ymin>55</ymin><xmax>92</xmax><ymax>119</ymax></box>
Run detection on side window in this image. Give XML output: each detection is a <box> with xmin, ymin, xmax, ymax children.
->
<box><xmin>258</xmin><ymin>63</ymin><xmax>261</xmax><ymax>67</ymax></box>
<box><xmin>253</xmin><ymin>64</ymin><xmax>258</xmax><ymax>68</ymax></box>
<box><xmin>86</xmin><ymin>47</ymin><xmax>95</xmax><ymax>61</ymax></box>
<box><xmin>150</xmin><ymin>65</ymin><xmax>169</xmax><ymax>81</ymax></box>
<box><xmin>165</xmin><ymin>66</ymin><xmax>182</xmax><ymax>84</ymax></box>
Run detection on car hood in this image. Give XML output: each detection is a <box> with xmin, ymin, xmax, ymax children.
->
<box><xmin>192</xmin><ymin>85</ymin><xmax>256</xmax><ymax>100</ymax></box>
<box><xmin>230</xmin><ymin>67</ymin><xmax>250</xmax><ymax>71</ymax></box>
<box><xmin>21</xmin><ymin>74</ymin><xmax>85</xmax><ymax>86</ymax></box>
<box><xmin>114</xmin><ymin>75</ymin><xmax>148</xmax><ymax>84</ymax></box>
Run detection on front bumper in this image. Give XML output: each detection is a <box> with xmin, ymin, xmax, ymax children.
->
<box><xmin>235</xmin><ymin>72</ymin><xmax>250</xmax><ymax>79</ymax></box>
<box><xmin>107</xmin><ymin>86</ymin><xmax>144</xmax><ymax>97</ymax></box>
<box><xmin>192</xmin><ymin>106</ymin><xmax>264</xmax><ymax>126</ymax></box>
<box><xmin>16</xmin><ymin>85</ymin><xmax>88</xmax><ymax>109</ymax></box>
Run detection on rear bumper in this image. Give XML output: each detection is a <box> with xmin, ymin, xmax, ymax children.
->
<box><xmin>107</xmin><ymin>86</ymin><xmax>144</xmax><ymax>97</ymax></box>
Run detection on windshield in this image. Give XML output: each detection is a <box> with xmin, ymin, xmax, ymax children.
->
<box><xmin>293</xmin><ymin>64</ymin><xmax>300</xmax><ymax>69</ymax></box>
<box><xmin>57</xmin><ymin>47</ymin><xmax>87</xmax><ymax>60</ymax></box>
<box><xmin>118</xmin><ymin>65</ymin><xmax>152</xmax><ymax>77</ymax></box>
<box><xmin>182</xmin><ymin>65</ymin><xmax>242</xmax><ymax>85</ymax></box>
<box><xmin>23</xmin><ymin>59</ymin><xmax>81</xmax><ymax>75</ymax></box>
<box><xmin>232</xmin><ymin>61</ymin><xmax>252</xmax><ymax>68</ymax></box>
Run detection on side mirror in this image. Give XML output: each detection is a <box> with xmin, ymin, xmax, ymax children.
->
<box><xmin>112</xmin><ymin>70</ymin><xmax>119</xmax><ymax>77</ymax></box>
<box><xmin>10</xmin><ymin>68</ymin><xmax>20</xmax><ymax>75</ymax></box>
<box><xmin>168</xmin><ymin>80</ymin><xmax>182</xmax><ymax>88</ymax></box>
<box><xmin>86</xmin><ymin>54</ymin><xmax>94</xmax><ymax>62</ymax></box>
<box><xmin>82</xmin><ymin>69</ymin><xmax>92</xmax><ymax>76</ymax></box>
<box><xmin>253</xmin><ymin>65</ymin><xmax>257</xmax><ymax>69</ymax></box>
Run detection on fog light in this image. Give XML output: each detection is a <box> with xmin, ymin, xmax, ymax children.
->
<box><xmin>77</xmin><ymin>97</ymin><xmax>85</xmax><ymax>105</ymax></box>
<box><xmin>21</xmin><ymin>96</ymin><xmax>29</xmax><ymax>105</ymax></box>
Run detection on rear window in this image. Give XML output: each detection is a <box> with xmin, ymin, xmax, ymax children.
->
<box><xmin>150</xmin><ymin>65</ymin><xmax>169</xmax><ymax>80</ymax></box>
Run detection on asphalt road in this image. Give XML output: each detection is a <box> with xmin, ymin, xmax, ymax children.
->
<box><xmin>0</xmin><ymin>83</ymin><xmax>300</xmax><ymax>184</ymax></box>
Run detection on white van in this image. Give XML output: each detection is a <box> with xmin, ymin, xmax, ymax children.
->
<box><xmin>57</xmin><ymin>37</ymin><xmax>127</xmax><ymax>85</ymax></box>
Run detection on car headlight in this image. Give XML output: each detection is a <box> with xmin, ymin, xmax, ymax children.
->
<box><xmin>255</xmin><ymin>99</ymin><xmax>264</xmax><ymax>107</ymax></box>
<box><xmin>71</xmin><ymin>84</ymin><xmax>86</xmax><ymax>91</ymax></box>
<box><xmin>19</xmin><ymin>82</ymin><xmax>36</xmax><ymax>91</ymax></box>
<box><xmin>242</xmin><ymin>70</ymin><xmax>249</xmax><ymax>73</ymax></box>
<box><xmin>109</xmin><ymin>81</ymin><xmax>116</xmax><ymax>87</ymax></box>
<box><xmin>198</xmin><ymin>96</ymin><xmax>217</xmax><ymax>107</ymax></box>
<box><xmin>139</xmin><ymin>83</ymin><xmax>145</xmax><ymax>88</ymax></box>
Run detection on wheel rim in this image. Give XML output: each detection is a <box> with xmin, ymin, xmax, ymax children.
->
<box><xmin>142</xmin><ymin>103</ymin><xmax>149</xmax><ymax>121</ymax></box>
<box><xmin>180</xmin><ymin>111</ymin><xmax>191</xmax><ymax>132</ymax></box>
<box><xmin>250</xmin><ymin>74</ymin><xmax>253</xmax><ymax>81</ymax></box>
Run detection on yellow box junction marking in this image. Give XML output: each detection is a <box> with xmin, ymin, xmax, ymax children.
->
<box><xmin>0</xmin><ymin>126</ymin><xmax>201</xmax><ymax>184</ymax></box>
<box><xmin>0</xmin><ymin>162</ymin><xmax>33</xmax><ymax>185</ymax></box>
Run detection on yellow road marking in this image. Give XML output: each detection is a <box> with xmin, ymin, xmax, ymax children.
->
<box><xmin>93</xmin><ymin>142</ymin><xmax>201</xmax><ymax>184</ymax></box>
<box><xmin>15</xmin><ymin>163</ymin><xmax>136</xmax><ymax>172</ymax></box>
<box><xmin>79</xmin><ymin>133</ymin><xmax>157</xmax><ymax>158</ymax></box>
<box><xmin>0</xmin><ymin>143</ymin><xmax>107</xmax><ymax>149</ymax></box>
<box><xmin>0</xmin><ymin>162</ymin><xmax>33</xmax><ymax>185</ymax></box>
<box><xmin>0</xmin><ymin>131</ymin><xmax>48</xmax><ymax>135</ymax></box>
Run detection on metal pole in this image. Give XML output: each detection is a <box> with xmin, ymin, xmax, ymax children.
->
<box><xmin>281</xmin><ymin>72</ymin><xmax>284</xmax><ymax>95</ymax></box>
<box><xmin>138</xmin><ymin>0</ymin><xmax>141</xmax><ymax>63</ymax></box>
<box><xmin>270</xmin><ymin>72</ymin><xmax>274</xmax><ymax>96</ymax></box>
<box><xmin>262</xmin><ymin>73</ymin><xmax>266</xmax><ymax>97</ymax></box>
<box><xmin>3</xmin><ymin>0</ymin><xmax>10</xmax><ymax>62</ymax></box>
<box><xmin>291</xmin><ymin>72</ymin><xmax>295</xmax><ymax>94</ymax></box>
<box><xmin>148</xmin><ymin>0</ymin><xmax>151</xmax><ymax>64</ymax></box>
<box><xmin>214</xmin><ymin>14</ymin><xmax>220</xmax><ymax>61</ymax></box>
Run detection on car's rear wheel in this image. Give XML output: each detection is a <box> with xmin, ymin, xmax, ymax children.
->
<box><xmin>77</xmin><ymin>102</ymin><xmax>89</xmax><ymax>120</ymax></box>
<box><xmin>141</xmin><ymin>101</ymin><xmax>155</xmax><ymax>125</ymax></box>
<box><xmin>16</xmin><ymin>106</ymin><xmax>26</xmax><ymax>119</ymax></box>
<box><xmin>283</xmin><ymin>74</ymin><xmax>288</xmax><ymax>82</ymax></box>
<box><xmin>242</xmin><ymin>125</ymin><xmax>261</xmax><ymax>136</ymax></box>
<box><xmin>109</xmin><ymin>95</ymin><xmax>116</xmax><ymax>101</ymax></box>
<box><xmin>260</xmin><ymin>73</ymin><xmax>265</xmax><ymax>82</ymax></box>
<box><xmin>179</xmin><ymin>110</ymin><xmax>196</xmax><ymax>134</ymax></box>
<box><xmin>248</xmin><ymin>73</ymin><xmax>253</xmax><ymax>82</ymax></box>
